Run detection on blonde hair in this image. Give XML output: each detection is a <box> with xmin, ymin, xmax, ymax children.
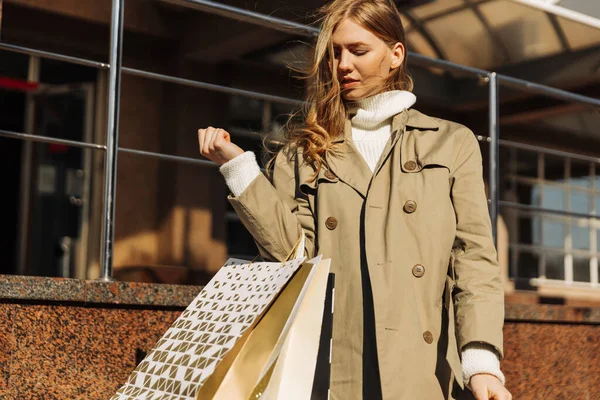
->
<box><xmin>273</xmin><ymin>0</ymin><xmax>412</xmax><ymax>176</ymax></box>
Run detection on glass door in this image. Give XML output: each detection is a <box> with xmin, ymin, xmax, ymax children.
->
<box><xmin>22</xmin><ymin>83</ymin><xmax>95</xmax><ymax>278</ymax></box>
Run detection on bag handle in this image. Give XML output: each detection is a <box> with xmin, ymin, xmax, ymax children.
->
<box><xmin>248</xmin><ymin>231</ymin><xmax>306</xmax><ymax>265</ymax></box>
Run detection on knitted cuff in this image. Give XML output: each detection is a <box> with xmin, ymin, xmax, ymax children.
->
<box><xmin>219</xmin><ymin>151</ymin><xmax>261</xmax><ymax>197</ymax></box>
<box><xmin>461</xmin><ymin>342</ymin><xmax>506</xmax><ymax>388</ymax></box>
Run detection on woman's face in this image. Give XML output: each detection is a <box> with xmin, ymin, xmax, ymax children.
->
<box><xmin>331</xmin><ymin>18</ymin><xmax>404</xmax><ymax>101</ymax></box>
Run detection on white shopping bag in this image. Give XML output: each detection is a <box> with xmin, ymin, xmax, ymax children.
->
<box><xmin>112</xmin><ymin>232</ymin><xmax>334</xmax><ymax>400</ymax></box>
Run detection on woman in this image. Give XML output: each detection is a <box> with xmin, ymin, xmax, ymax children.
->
<box><xmin>198</xmin><ymin>0</ymin><xmax>511</xmax><ymax>399</ymax></box>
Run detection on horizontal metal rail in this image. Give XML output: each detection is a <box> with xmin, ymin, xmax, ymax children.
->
<box><xmin>499</xmin><ymin>200</ymin><xmax>600</xmax><ymax>220</ymax></box>
<box><xmin>0</xmin><ymin>128</ymin><xmax>271</xmax><ymax>171</ymax></box>
<box><xmin>0</xmin><ymin>42</ymin><xmax>109</xmax><ymax>70</ymax></box>
<box><xmin>162</xmin><ymin>0</ymin><xmax>320</xmax><ymax>37</ymax></box>
<box><xmin>476</xmin><ymin>135</ymin><xmax>600</xmax><ymax>164</ymax></box>
<box><xmin>122</xmin><ymin>67</ymin><xmax>303</xmax><ymax>106</ymax></box>
<box><xmin>119</xmin><ymin>147</ymin><xmax>215</xmax><ymax>167</ymax></box>
<box><xmin>498</xmin><ymin>75</ymin><xmax>600</xmax><ymax>108</ymax></box>
<box><xmin>227</xmin><ymin>127</ymin><xmax>284</xmax><ymax>145</ymax></box>
<box><xmin>119</xmin><ymin>147</ymin><xmax>268</xmax><ymax>173</ymax></box>
<box><xmin>0</xmin><ymin>129</ymin><xmax>107</xmax><ymax>150</ymax></box>
<box><xmin>408</xmin><ymin>52</ymin><xmax>488</xmax><ymax>77</ymax></box>
<box><xmin>2</xmin><ymin>41</ymin><xmax>600</xmax><ymax>108</ymax></box>
<box><xmin>499</xmin><ymin>138</ymin><xmax>600</xmax><ymax>164</ymax></box>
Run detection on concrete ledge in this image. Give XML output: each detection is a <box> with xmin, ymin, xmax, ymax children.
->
<box><xmin>1</xmin><ymin>275</ymin><xmax>600</xmax><ymax>399</ymax></box>
<box><xmin>0</xmin><ymin>275</ymin><xmax>201</xmax><ymax>308</ymax></box>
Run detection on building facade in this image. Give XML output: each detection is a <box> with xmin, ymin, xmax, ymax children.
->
<box><xmin>1</xmin><ymin>0</ymin><xmax>599</xmax><ymax>305</ymax></box>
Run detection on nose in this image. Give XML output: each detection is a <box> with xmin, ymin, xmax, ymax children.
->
<box><xmin>337</xmin><ymin>50</ymin><xmax>352</xmax><ymax>74</ymax></box>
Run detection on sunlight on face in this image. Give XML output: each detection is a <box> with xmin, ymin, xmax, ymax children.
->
<box><xmin>331</xmin><ymin>18</ymin><xmax>403</xmax><ymax>101</ymax></box>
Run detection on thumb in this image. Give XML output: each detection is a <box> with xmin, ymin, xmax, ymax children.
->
<box><xmin>213</xmin><ymin>129</ymin><xmax>232</xmax><ymax>149</ymax></box>
<box><xmin>221</xmin><ymin>129</ymin><xmax>231</xmax><ymax>143</ymax></box>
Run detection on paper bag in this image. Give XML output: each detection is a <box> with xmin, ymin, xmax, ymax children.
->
<box><xmin>112</xmin><ymin>233</ymin><xmax>333</xmax><ymax>400</ymax></box>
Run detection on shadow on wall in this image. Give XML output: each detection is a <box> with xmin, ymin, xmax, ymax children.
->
<box><xmin>100</xmin><ymin>72</ymin><xmax>229</xmax><ymax>283</ymax></box>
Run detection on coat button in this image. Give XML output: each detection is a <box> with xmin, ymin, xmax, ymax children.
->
<box><xmin>404</xmin><ymin>160</ymin><xmax>417</xmax><ymax>171</ymax></box>
<box><xmin>412</xmin><ymin>264</ymin><xmax>425</xmax><ymax>278</ymax></box>
<box><xmin>404</xmin><ymin>200</ymin><xmax>417</xmax><ymax>213</ymax></box>
<box><xmin>423</xmin><ymin>331</ymin><xmax>434</xmax><ymax>344</ymax></box>
<box><xmin>325</xmin><ymin>217</ymin><xmax>338</xmax><ymax>230</ymax></box>
<box><xmin>324</xmin><ymin>170</ymin><xmax>336</xmax><ymax>180</ymax></box>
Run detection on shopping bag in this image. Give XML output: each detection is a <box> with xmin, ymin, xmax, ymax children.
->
<box><xmin>112</xmin><ymin>233</ymin><xmax>333</xmax><ymax>400</ymax></box>
<box><xmin>256</xmin><ymin>269</ymin><xmax>335</xmax><ymax>400</ymax></box>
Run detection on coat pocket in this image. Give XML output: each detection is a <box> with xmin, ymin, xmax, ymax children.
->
<box><xmin>444</xmin><ymin>273</ymin><xmax>464</xmax><ymax>390</ymax></box>
<box><xmin>400</xmin><ymin>128</ymin><xmax>452</xmax><ymax>174</ymax></box>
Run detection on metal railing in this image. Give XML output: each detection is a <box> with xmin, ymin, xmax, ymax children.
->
<box><xmin>1</xmin><ymin>0</ymin><xmax>599</xmax><ymax>281</ymax></box>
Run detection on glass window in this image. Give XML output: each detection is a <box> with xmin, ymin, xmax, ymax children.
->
<box><xmin>515</xmin><ymin>249</ymin><xmax>539</xmax><ymax>279</ymax></box>
<box><xmin>573</xmin><ymin>257</ymin><xmax>591</xmax><ymax>282</ymax></box>
<box><xmin>545</xmin><ymin>251</ymin><xmax>565</xmax><ymax>280</ymax></box>
<box><xmin>541</xmin><ymin>185</ymin><xmax>565</xmax><ymax>211</ymax></box>
<box><xmin>571</xmin><ymin>220</ymin><xmax>590</xmax><ymax>251</ymax></box>
<box><xmin>570</xmin><ymin>190</ymin><xmax>590</xmax><ymax>214</ymax></box>
<box><xmin>518</xmin><ymin>215</ymin><xmax>536</xmax><ymax>246</ymax></box>
<box><xmin>541</xmin><ymin>219</ymin><xmax>565</xmax><ymax>248</ymax></box>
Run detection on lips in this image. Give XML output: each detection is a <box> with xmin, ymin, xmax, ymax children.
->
<box><xmin>341</xmin><ymin>78</ymin><xmax>359</xmax><ymax>88</ymax></box>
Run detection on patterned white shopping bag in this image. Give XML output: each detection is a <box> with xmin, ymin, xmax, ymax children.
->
<box><xmin>112</xmin><ymin>234</ymin><xmax>333</xmax><ymax>400</ymax></box>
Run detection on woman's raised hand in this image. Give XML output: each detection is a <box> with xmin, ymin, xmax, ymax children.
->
<box><xmin>197</xmin><ymin>127</ymin><xmax>244</xmax><ymax>165</ymax></box>
<box><xmin>470</xmin><ymin>374</ymin><xmax>512</xmax><ymax>400</ymax></box>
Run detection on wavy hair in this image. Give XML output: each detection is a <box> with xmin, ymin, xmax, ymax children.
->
<box><xmin>271</xmin><ymin>0</ymin><xmax>412</xmax><ymax>177</ymax></box>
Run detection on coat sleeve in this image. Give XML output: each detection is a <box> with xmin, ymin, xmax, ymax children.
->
<box><xmin>227</xmin><ymin>149</ymin><xmax>316</xmax><ymax>262</ymax></box>
<box><xmin>450</xmin><ymin>129</ymin><xmax>505</xmax><ymax>359</ymax></box>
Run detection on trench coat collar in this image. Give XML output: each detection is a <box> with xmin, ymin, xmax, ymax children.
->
<box><xmin>331</xmin><ymin>108</ymin><xmax>440</xmax><ymax>145</ymax></box>
<box><xmin>326</xmin><ymin>108</ymin><xmax>440</xmax><ymax>197</ymax></box>
<box><xmin>326</xmin><ymin>118</ymin><xmax>373</xmax><ymax>198</ymax></box>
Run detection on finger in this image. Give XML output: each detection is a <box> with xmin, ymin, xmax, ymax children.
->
<box><xmin>472</xmin><ymin>385</ymin><xmax>489</xmax><ymax>400</ymax></box>
<box><xmin>208</xmin><ymin>128</ymin><xmax>220</xmax><ymax>152</ymax></box>
<box><xmin>213</xmin><ymin>129</ymin><xmax>231</xmax><ymax>149</ymax></box>
<box><xmin>197</xmin><ymin>128</ymin><xmax>206</xmax><ymax>152</ymax></box>
<box><xmin>203</xmin><ymin>127</ymin><xmax>216</xmax><ymax>155</ymax></box>
<box><xmin>494</xmin><ymin>389</ymin><xmax>511</xmax><ymax>400</ymax></box>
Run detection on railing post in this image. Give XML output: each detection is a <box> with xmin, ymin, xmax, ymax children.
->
<box><xmin>488</xmin><ymin>72</ymin><xmax>500</xmax><ymax>247</ymax></box>
<box><xmin>100</xmin><ymin>0</ymin><xmax>125</xmax><ymax>281</ymax></box>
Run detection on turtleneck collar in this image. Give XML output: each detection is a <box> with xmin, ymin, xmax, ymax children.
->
<box><xmin>350</xmin><ymin>90</ymin><xmax>417</xmax><ymax>130</ymax></box>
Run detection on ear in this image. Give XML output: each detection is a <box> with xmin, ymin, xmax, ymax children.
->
<box><xmin>390</xmin><ymin>42</ymin><xmax>405</xmax><ymax>70</ymax></box>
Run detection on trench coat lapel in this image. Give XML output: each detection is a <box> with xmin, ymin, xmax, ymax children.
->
<box><xmin>325</xmin><ymin>108</ymin><xmax>441</xmax><ymax>197</ymax></box>
<box><xmin>372</xmin><ymin>110</ymin><xmax>409</xmax><ymax>177</ymax></box>
<box><xmin>326</xmin><ymin>119</ymin><xmax>372</xmax><ymax>198</ymax></box>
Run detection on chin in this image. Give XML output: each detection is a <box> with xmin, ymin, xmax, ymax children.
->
<box><xmin>341</xmin><ymin>90</ymin><xmax>363</xmax><ymax>102</ymax></box>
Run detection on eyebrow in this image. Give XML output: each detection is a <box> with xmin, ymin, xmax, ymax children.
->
<box><xmin>332</xmin><ymin>42</ymin><xmax>370</xmax><ymax>48</ymax></box>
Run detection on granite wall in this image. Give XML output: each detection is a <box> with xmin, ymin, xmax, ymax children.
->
<box><xmin>1</xmin><ymin>275</ymin><xmax>599</xmax><ymax>399</ymax></box>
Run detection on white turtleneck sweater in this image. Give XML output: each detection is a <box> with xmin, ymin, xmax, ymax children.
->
<box><xmin>350</xmin><ymin>90</ymin><xmax>416</xmax><ymax>171</ymax></box>
<box><xmin>219</xmin><ymin>90</ymin><xmax>505</xmax><ymax>388</ymax></box>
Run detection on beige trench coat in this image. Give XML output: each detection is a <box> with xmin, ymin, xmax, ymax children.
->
<box><xmin>228</xmin><ymin>108</ymin><xmax>504</xmax><ymax>400</ymax></box>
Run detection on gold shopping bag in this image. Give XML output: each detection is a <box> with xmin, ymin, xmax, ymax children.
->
<box><xmin>112</xmin><ymin>233</ymin><xmax>334</xmax><ymax>400</ymax></box>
